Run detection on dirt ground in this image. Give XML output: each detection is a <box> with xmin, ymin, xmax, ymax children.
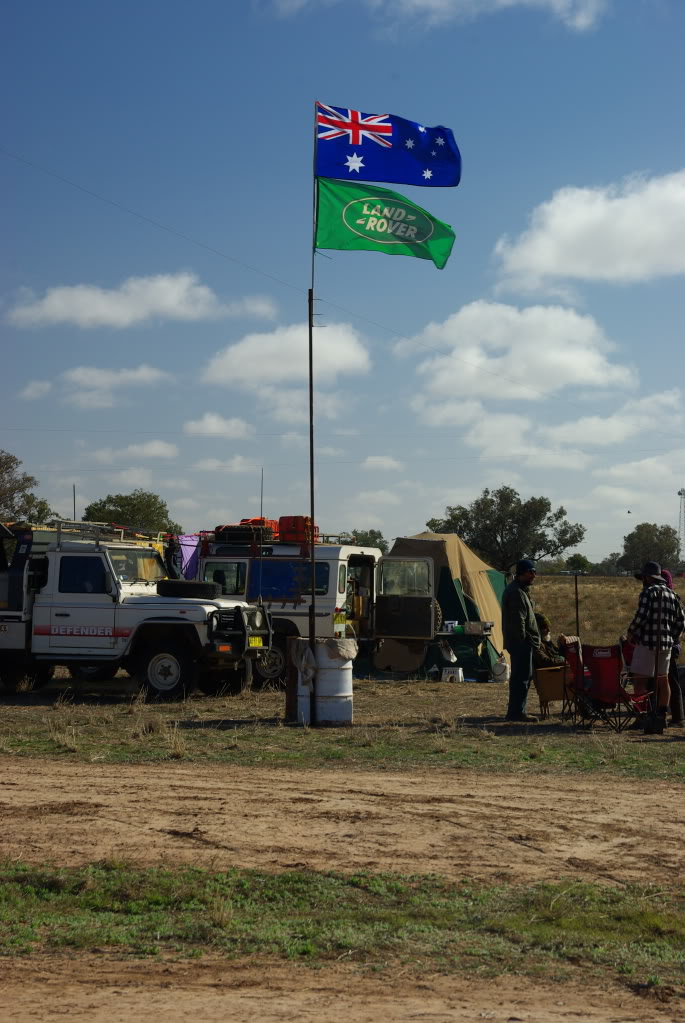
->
<box><xmin>1</xmin><ymin>757</ymin><xmax>683</xmax><ymax>885</ymax></box>
<box><xmin>2</xmin><ymin>758</ymin><xmax>684</xmax><ymax>1021</ymax></box>
<box><xmin>1</xmin><ymin>955</ymin><xmax>680</xmax><ymax>1023</ymax></box>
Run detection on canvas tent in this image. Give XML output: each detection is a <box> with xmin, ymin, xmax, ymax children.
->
<box><xmin>388</xmin><ymin>532</ymin><xmax>506</xmax><ymax>675</ymax></box>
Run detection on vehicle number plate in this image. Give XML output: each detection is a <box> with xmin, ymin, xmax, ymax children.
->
<box><xmin>248</xmin><ymin>636</ymin><xmax>263</xmax><ymax>647</ymax></box>
<box><xmin>334</xmin><ymin>613</ymin><xmax>346</xmax><ymax>624</ymax></box>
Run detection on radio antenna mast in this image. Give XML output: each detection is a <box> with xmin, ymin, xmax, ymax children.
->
<box><xmin>678</xmin><ymin>488</ymin><xmax>685</xmax><ymax>558</ymax></box>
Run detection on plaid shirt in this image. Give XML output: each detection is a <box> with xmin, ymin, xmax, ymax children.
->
<box><xmin>628</xmin><ymin>583</ymin><xmax>685</xmax><ymax>650</ymax></box>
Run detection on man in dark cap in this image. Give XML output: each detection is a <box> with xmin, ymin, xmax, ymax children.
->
<box><xmin>628</xmin><ymin>561</ymin><xmax>685</xmax><ymax>732</ymax></box>
<box><xmin>502</xmin><ymin>558</ymin><xmax>541</xmax><ymax>722</ymax></box>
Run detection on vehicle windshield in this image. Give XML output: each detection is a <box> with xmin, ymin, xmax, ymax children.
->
<box><xmin>108</xmin><ymin>549</ymin><xmax>168</xmax><ymax>583</ymax></box>
<box><xmin>381</xmin><ymin>560</ymin><xmax>431</xmax><ymax>596</ymax></box>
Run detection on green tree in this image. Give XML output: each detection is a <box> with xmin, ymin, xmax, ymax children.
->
<box><xmin>427</xmin><ymin>485</ymin><xmax>586</xmax><ymax>573</ymax></box>
<box><xmin>13</xmin><ymin>494</ymin><xmax>60</xmax><ymax>524</ymax></box>
<box><xmin>536</xmin><ymin>557</ymin><xmax>568</xmax><ymax>574</ymax></box>
<box><xmin>0</xmin><ymin>449</ymin><xmax>56</xmax><ymax>522</ymax></box>
<box><xmin>566</xmin><ymin>553</ymin><xmax>592</xmax><ymax>574</ymax></box>
<box><xmin>618</xmin><ymin>523</ymin><xmax>681</xmax><ymax>573</ymax></box>
<box><xmin>83</xmin><ymin>489</ymin><xmax>183</xmax><ymax>534</ymax></box>
<box><xmin>591</xmin><ymin>552</ymin><xmax>622</xmax><ymax>576</ymax></box>
<box><xmin>351</xmin><ymin>528</ymin><xmax>388</xmax><ymax>553</ymax></box>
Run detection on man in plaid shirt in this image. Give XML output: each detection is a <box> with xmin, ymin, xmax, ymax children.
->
<box><xmin>627</xmin><ymin>560</ymin><xmax>685</xmax><ymax>726</ymax></box>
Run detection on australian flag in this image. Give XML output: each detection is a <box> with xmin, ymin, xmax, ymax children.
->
<box><xmin>315</xmin><ymin>101</ymin><xmax>461</xmax><ymax>187</ymax></box>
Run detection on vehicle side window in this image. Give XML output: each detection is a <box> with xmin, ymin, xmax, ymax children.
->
<box><xmin>338</xmin><ymin>563</ymin><xmax>346</xmax><ymax>594</ymax></box>
<box><xmin>203</xmin><ymin>561</ymin><xmax>246</xmax><ymax>595</ymax></box>
<box><xmin>58</xmin><ymin>556</ymin><xmax>108</xmax><ymax>594</ymax></box>
<box><xmin>246</xmin><ymin>561</ymin><xmax>329</xmax><ymax>600</ymax></box>
<box><xmin>28</xmin><ymin>556</ymin><xmax>49</xmax><ymax>591</ymax></box>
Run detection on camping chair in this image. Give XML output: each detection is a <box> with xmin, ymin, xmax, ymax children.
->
<box><xmin>533</xmin><ymin>663</ymin><xmax>569</xmax><ymax>719</ymax></box>
<box><xmin>558</xmin><ymin>638</ymin><xmax>590</xmax><ymax>725</ymax></box>
<box><xmin>579</xmin><ymin>644</ymin><xmax>651</xmax><ymax>732</ymax></box>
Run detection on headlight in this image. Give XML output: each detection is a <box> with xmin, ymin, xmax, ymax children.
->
<box><xmin>253</xmin><ymin>608</ymin><xmax>265</xmax><ymax>629</ymax></box>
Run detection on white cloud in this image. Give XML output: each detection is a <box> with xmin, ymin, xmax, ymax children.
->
<box><xmin>8</xmin><ymin>272</ymin><xmax>277</xmax><ymax>328</ymax></box>
<box><xmin>200</xmin><ymin>321</ymin><xmax>368</xmax><ymax>426</ymax></box>
<box><xmin>18</xmin><ymin>379</ymin><xmax>52</xmax><ymax>400</ymax></box>
<box><xmin>183</xmin><ymin>412</ymin><xmax>254</xmax><ymax>440</ymax></box>
<box><xmin>355</xmin><ymin>489</ymin><xmax>401</xmax><ymax>505</ymax></box>
<box><xmin>593</xmin><ymin>450</ymin><xmax>684</xmax><ymax>487</ymax></box>
<box><xmin>255</xmin><ymin>387</ymin><xmax>348</xmax><ymax>424</ymax></box>
<box><xmin>195</xmin><ymin>456</ymin><xmax>256</xmax><ymax>473</ymax></box>
<box><xmin>409</xmin><ymin>301</ymin><xmax>635</xmax><ymax>415</ymax></box>
<box><xmin>362</xmin><ymin>455</ymin><xmax>404</xmax><ymax>471</ymax></box>
<box><xmin>541</xmin><ymin>390</ymin><xmax>683</xmax><ymax>447</ymax></box>
<box><xmin>275</xmin><ymin>0</ymin><xmax>607</xmax><ymax>30</ymax></box>
<box><xmin>319</xmin><ymin>446</ymin><xmax>345</xmax><ymax>457</ymax></box>
<box><xmin>496</xmin><ymin>170</ymin><xmax>685</xmax><ymax>292</ymax></box>
<box><xmin>281</xmin><ymin>431</ymin><xmax>307</xmax><ymax>448</ymax></box>
<box><xmin>59</xmin><ymin>363</ymin><xmax>172</xmax><ymax>409</ymax></box>
<box><xmin>109</xmin><ymin>467</ymin><xmax>154</xmax><ymax>488</ymax></box>
<box><xmin>463</xmin><ymin>411</ymin><xmax>592</xmax><ymax>470</ymax></box>
<box><xmin>202</xmin><ymin>321</ymin><xmax>370</xmax><ymax>389</ymax></box>
<box><xmin>93</xmin><ymin>440</ymin><xmax>179</xmax><ymax>463</ymax></box>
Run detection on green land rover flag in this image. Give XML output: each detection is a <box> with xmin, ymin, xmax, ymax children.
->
<box><xmin>315</xmin><ymin>177</ymin><xmax>455</xmax><ymax>270</ymax></box>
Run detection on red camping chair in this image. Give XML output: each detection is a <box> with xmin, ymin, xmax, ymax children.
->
<box><xmin>578</xmin><ymin>644</ymin><xmax>651</xmax><ymax>731</ymax></box>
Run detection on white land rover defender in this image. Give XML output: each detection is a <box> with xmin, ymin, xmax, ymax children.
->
<box><xmin>0</xmin><ymin>523</ymin><xmax>272</xmax><ymax>699</ymax></box>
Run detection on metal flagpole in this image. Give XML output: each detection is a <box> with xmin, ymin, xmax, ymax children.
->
<box><xmin>308</xmin><ymin>102</ymin><xmax>319</xmax><ymax>725</ymax></box>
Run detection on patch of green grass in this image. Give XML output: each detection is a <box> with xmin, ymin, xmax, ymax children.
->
<box><xmin>1</xmin><ymin>681</ymin><xmax>683</xmax><ymax>781</ymax></box>
<box><xmin>1</xmin><ymin>862</ymin><xmax>684</xmax><ymax>991</ymax></box>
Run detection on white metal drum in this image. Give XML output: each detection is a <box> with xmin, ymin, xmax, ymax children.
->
<box><xmin>314</xmin><ymin>640</ymin><xmax>353</xmax><ymax>725</ymax></box>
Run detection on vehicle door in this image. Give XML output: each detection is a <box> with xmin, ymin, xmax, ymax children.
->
<box><xmin>374</xmin><ymin>557</ymin><xmax>434</xmax><ymax>639</ymax></box>
<box><xmin>200</xmin><ymin>559</ymin><xmax>249</xmax><ymax>598</ymax></box>
<box><xmin>48</xmin><ymin>553</ymin><xmax>116</xmax><ymax>650</ymax></box>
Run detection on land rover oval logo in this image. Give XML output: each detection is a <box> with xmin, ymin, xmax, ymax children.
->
<box><xmin>342</xmin><ymin>197</ymin><xmax>434</xmax><ymax>245</ymax></box>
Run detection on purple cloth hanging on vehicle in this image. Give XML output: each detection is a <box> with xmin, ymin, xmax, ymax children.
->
<box><xmin>177</xmin><ymin>535</ymin><xmax>200</xmax><ymax>580</ymax></box>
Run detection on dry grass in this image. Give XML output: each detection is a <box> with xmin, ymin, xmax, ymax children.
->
<box><xmin>534</xmin><ymin>575</ymin><xmax>685</xmax><ymax>645</ymax></box>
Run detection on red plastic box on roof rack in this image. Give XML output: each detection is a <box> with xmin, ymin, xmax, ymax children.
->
<box><xmin>213</xmin><ymin>516</ymin><xmax>319</xmax><ymax>545</ymax></box>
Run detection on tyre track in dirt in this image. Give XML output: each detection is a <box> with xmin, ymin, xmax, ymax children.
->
<box><xmin>1</xmin><ymin>956</ymin><xmax>680</xmax><ymax>1023</ymax></box>
<box><xmin>0</xmin><ymin>757</ymin><xmax>683</xmax><ymax>884</ymax></box>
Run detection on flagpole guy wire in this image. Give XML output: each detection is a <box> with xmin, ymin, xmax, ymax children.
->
<box><xmin>308</xmin><ymin>100</ymin><xmax>319</xmax><ymax>725</ymax></box>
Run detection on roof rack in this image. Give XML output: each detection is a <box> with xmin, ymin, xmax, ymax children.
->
<box><xmin>50</xmin><ymin>520</ymin><xmax>166</xmax><ymax>549</ymax></box>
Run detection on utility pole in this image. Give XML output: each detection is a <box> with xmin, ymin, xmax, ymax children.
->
<box><xmin>678</xmin><ymin>488</ymin><xmax>685</xmax><ymax>558</ymax></box>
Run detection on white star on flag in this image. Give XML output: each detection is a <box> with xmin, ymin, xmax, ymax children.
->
<box><xmin>431</xmin><ymin>150</ymin><xmax>436</xmax><ymax>156</ymax></box>
<box><xmin>435</xmin><ymin>137</ymin><xmax>445</xmax><ymax>145</ymax></box>
<box><xmin>422</xmin><ymin>168</ymin><xmax>433</xmax><ymax>179</ymax></box>
<box><xmin>344</xmin><ymin>152</ymin><xmax>364</xmax><ymax>173</ymax></box>
<box><xmin>405</xmin><ymin>139</ymin><xmax>414</xmax><ymax>149</ymax></box>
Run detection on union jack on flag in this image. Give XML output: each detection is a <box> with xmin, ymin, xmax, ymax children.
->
<box><xmin>315</xmin><ymin>101</ymin><xmax>461</xmax><ymax>188</ymax></box>
<box><xmin>317</xmin><ymin>103</ymin><xmax>393</xmax><ymax>148</ymax></box>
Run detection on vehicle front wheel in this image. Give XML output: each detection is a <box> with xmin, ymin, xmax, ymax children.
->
<box><xmin>253</xmin><ymin>639</ymin><xmax>287</xmax><ymax>688</ymax></box>
<box><xmin>138</xmin><ymin>643</ymin><xmax>196</xmax><ymax>701</ymax></box>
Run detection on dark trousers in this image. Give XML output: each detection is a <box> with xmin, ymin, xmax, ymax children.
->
<box><xmin>506</xmin><ymin>642</ymin><xmax>533</xmax><ymax>718</ymax></box>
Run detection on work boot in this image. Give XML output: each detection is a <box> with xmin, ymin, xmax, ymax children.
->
<box><xmin>506</xmin><ymin>713</ymin><xmax>539</xmax><ymax>723</ymax></box>
<box><xmin>643</xmin><ymin>711</ymin><xmax>665</xmax><ymax>735</ymax></box>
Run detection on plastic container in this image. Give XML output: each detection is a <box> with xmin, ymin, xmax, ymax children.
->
<box><xmin>314</xmin><ymin>641</ymin><xmax>353</xmax><ymax>725</ymax></box>
<box><xmin>441</xmin><ymin>667</ymin><xmax>464</xmax><ymax>683</ymax></box>
<box><xmin>492</xmin><ymin>657</ymin><xmax>510</xmax><ymax>683</ymax></box>
<box><xmin>278</xmin><ymin>515</ymin><xmax>320</xmax><ymax>544</ymax></box>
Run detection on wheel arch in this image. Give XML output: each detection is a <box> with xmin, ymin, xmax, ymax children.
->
<box><xmin>127</xmin><ymin>621</ymin><xmax>202</xmax><ymax>662</ymax></box>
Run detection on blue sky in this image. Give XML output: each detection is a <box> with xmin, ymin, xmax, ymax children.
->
<box><xmin>4</xmin><ymin>0</ymin><xmax>684</xmax><ymax>559</ymax></box>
